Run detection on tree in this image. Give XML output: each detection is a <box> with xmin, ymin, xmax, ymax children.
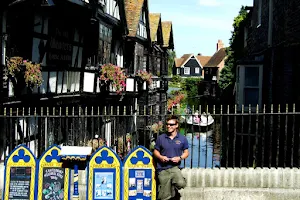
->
<box><xmin>167</xmin><ymin>50</ymin><xmax>176</xmax><ymax>76</ymax></box>
<box><xmin>219</xmin><ymin>6</ymin><xmax>248</xmax><ymax>101</ymax></box>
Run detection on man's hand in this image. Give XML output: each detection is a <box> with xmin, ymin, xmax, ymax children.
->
<box><xmin>160</xmin><ymin>156</ymin><xmax>169</xmax><ymax>163</ymax></box>
<box><xmin>170</xmin><ymin>157</ymin><xmax>181</xmax><ymax>163</ymax></box>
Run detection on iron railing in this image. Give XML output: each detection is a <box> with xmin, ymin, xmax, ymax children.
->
<box><xmin>0</xmin><ymin>104</ymin><xmax>300</xmax><ymax>169</ymax></box>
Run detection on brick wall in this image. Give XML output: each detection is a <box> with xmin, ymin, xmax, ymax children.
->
<box><xmin>244</xmin><ymin>0</ymin><xmax>300</xmax><ymax>104</ymax></box>
<box><xmin>285</xmin><ymin>0</ymin><xmax>300</xmax><ymax>46</ymax></box>
<box><xmin>246</xmin><ymin>0</ymin><xmax>269</xmax><ymax>55</ymax></box>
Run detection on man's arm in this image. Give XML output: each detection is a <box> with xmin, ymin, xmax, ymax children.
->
<box><xmin>154</xmin><ymin>149</ymin><xmax>169</xmax><ymax>163</ymax></box>
<box><xmin>180</xmin><ymin>149</ymin><xmax>189</xmax><ymax>160</ymax></box>
<box><xmin>171</xmin><ymin>137</ymin><xmax>189</xmax><ymax>163</ymax></box>
<box><xmin>154</xmin><ymin>136</ymin><xmax>169</xmax><ymax>163</ymax></box>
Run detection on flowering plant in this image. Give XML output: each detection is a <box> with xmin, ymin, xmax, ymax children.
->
<box><xmin>6</xmin><ymin>56</ymin><xmax>43</xmax><ymax>87</ymax></box>
<box><xmin>151</xmin><ymin>121</ymin><xmax>164</xmax><ymax>133</ymax></box>
<box><xmin>167</xmin><ymin>92</ymin><xmax>185</xmax><ymax>111</ymax></box>
<box><xmin>99</xmin><ymin>63</ymin><xmax>127</xmax><ymax>94</ymax></box>
<box><xmin>136</xmin><ymin>70</ymin><xmax>153</xmax><ymax>85</ymax></box>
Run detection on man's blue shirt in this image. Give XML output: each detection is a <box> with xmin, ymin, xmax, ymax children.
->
<box><xmin>154</xmin><ymin>132</ymin><xmax>189</xmax><ymax>171</ymax></box>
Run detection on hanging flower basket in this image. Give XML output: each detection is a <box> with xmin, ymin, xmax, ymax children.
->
<box><xmin>99</xmin><ymin>63</ymin><xmax>127</xmax><ymax>94</ymax></box>
<box><xmin>136</xmin><ymin>70</ymin><xmax>153</xmax><ymax>85</ymax></box>
<box><xmin>6</xmin><ymin>56</ymin><xmax>43</xmax><ymax>88</ymax></box>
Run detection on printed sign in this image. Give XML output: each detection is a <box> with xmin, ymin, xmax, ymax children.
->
<box><xmin>42</xmin><ymin>168</ymin><xmax>65</xmax><ymax>200</ymax></box>
<box><xmin>87</xmin><ymin>146</ymin><xmax>122</xmax><ymax>200</ymax></box>
<box><xmin>37</xmin><ymin>145</ymin><xmax>71</xmax><ymax>200</ymax></box>
<box><xmin>47</xmin><ymin>19</ymin><xmax>73</xmax><ymax>67</ymax></box>
<box><xmin>2</xmin><ymin>145</ymin><xmax>36</xmax><ymax>200</ymax></box>
<box><xmin>123</xmin><ymin>146</ymin><xmax>156</xmax><ymax>200</ymax></box>
<box><xmin>9</xmin><ymin>167</ymin><xmax>32</xmax><ymax>199</ymax></box>
<box><xmin>94</xmin><ymin>171</ymin><xmax>114</xmax><ymax>199</ymax></box>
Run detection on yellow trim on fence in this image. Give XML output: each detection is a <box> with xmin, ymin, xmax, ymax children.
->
<box><xmin>4</xmin><ymin>146</ymin><xmax>36</xmax><ymax>200</ymax></box>
<box><xmin>123</xmin><ymin>147</ymin><xmax>156</xmax><ymax>200</ymax></box>
<box><xmin>37</xmin><ymin>146</ymin><xmax>70</xmax><ymax>200</ymax></box>
<box><xmin>87</xmin><ymin>147</ymin><xmax>121</xmax><ymax>200</ymax></box>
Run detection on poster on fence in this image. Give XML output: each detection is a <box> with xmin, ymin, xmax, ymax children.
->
<box><xmin>2</xmin><ymin>145</ymin><xmax>37</xmax><ymax>200</ymax></box>
<box><xmin>87</xmin><ymin>146</ymin><xmax>122</xmax><ymax>200</ymax></box>
<box><xmin>123</xmin><ymin>146</ymin><xmax>156</xmax><ymax>200</ymax></box>
<box><xmin>37</xmin><ymin>145</ymin><xmax>71</xmax><ymax>200</ymax></box>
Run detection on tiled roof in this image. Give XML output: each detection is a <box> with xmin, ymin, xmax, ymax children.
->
<box><xmin>175</xmin><ymin>54</ymin><xmax>192</xmax><ymax>67</ymax></box>
<box><xmin>196</xmin><ymin>55</ymin><xmax>211</xmax><ymax>67</ymax></box>
<box><xmin>124</xmin><ymin>0</ymin><xmax>145</xmax><ymax>37</ymax></box>
<box><xmin>149</xmin><ymin>13</ymin><xmax>161</xmax><ymax>42</ymax></box>
<box><xmin>175</xmin><ymin>58</ymin><xmax>184</xmax><ymax>67</ymax></box>
<box><xmin>204</xmin><ymin>48</ymin><xmax>227</xmax><ymax>67</ymax></box>
<box><xmin>162</xmin><ymin>21</ymin><xmax>172</xmax><ymax>47</ymax></box>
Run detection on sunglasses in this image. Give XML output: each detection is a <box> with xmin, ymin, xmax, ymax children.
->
<box><xmin>166</xmin><ymin>123</ymin><xmax>177</xmax><ymax>126</ymax></box>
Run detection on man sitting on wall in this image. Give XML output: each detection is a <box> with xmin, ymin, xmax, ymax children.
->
<box><xmin>154</xmin><ymin>115</ymin><xmax>189</xmax><ymax>200</ymax></box>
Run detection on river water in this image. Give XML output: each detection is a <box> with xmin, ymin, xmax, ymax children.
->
<box><xmin>179</xmin><ymin>132</ymin><xmax>220</xmax><ymax>168</ymax></box>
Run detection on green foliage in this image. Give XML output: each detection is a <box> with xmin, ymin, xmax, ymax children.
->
<box><xmin>171</xmin><ymin>75</ymin><xmax>183</xmax><ymax>83</ymax></box>
<box><xmin>168</xmin><ymin>50</ymin><xmax>176</xmax><ymax>76</ymax></box>
<box><xmin>219</xmin><ymin>6</ymin><xmax>248</xmax><ymax>92</ymax></box>
<box><xmin>182</xmin><ymin>77</ymin><xmax>202</xmax><ymax>108</ymax></box>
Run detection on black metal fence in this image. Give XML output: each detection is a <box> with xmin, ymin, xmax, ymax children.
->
<box><xmin>1</xmin><ymin>104</ymin><xmax>300</xmax><ymax>169</ymax></box>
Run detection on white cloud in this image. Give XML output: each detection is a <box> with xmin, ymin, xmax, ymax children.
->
<box><xmin>199</xmin><ymin>0</ymin><xmax>221</xmax><ymax>7</ymax></box>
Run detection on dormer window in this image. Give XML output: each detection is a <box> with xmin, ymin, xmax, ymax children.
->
<box><xmin>99</xmin><ymin>0</ymin><xmax>106</xmax><ymax>7</ymax></box>
<box><xmin>137</xmin><ymin>8</ymin><xmax>147</xmax><ymax>38</ymax></box>
<box><xmin>104</xmin><ymin>0</ymin><xmax>120</xmax><ymax>20</ymax></box>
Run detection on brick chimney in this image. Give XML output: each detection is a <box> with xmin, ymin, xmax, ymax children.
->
<box><xmin>217</xmin><ymin>39</ymin><xmax>224</xmax><ymax>51</ymax></box>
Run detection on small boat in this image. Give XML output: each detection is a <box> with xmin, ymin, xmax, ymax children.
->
<box><xmin>181</xmin><ymin>112</ymin><xmax>214</xmax><ymax>126</ymax></box>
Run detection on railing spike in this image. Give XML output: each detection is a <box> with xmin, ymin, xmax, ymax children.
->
<box><xmin>271</xmin><ymin>104</ymin><xmax>273</xmax><ymax>113</ymax></box>
<box><xmin>293</xmin><ymin>103</ymin><xmax>296</xmax><ymax>113</ymax></box>
<box><xmin>220</xmin><ymin>105</ymin><xmax>223</xmax><ymax>115</ymax></box>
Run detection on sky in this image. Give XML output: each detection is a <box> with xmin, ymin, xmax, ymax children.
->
<box><xmin>149</xmin><ymin>0</ymin><xmax>253</xmax><ymax>57</ymax></box>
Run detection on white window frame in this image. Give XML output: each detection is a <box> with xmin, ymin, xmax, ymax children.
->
<box><xmin>137</xmin><ymin>9</ymin><xmax>147</xmax><ymax>38</ymax></box>
<box><xmin>184</xmin><ymin>67</ymin><xmax>190</xmax><ymax>75</ymax></box>
<box><xmin>176</xmin><ymin>68</ymin><xmax>180</xmax><ymax>75</ymax></box>
<box><xmin>195</xmin><ymin>67</ymin><xmax>200</xmax><ymax>74</ymax></box>
<box><xmin>236</xmin><ymin>65</ymin><xmax>263</xmax><ymax>111</ymax></box>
